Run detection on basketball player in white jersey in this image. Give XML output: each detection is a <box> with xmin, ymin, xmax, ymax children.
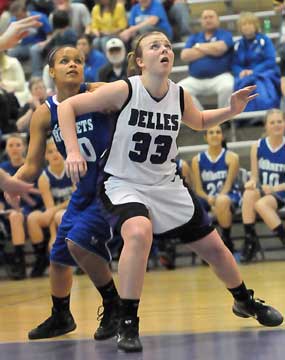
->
<box><xmin>58</xmin><ymin>32</ymin><xmax>283</xmax><ymax>352</ymax></box>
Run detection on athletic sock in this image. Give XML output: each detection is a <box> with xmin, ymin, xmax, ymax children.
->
<box><xmin>244</xmin><ymin>224</ymin><xmax>256</xmax><ymax>237</ymax></box>
<box><xmin>52</xmin><ymin>294</ymin><xmax>71</xmax><ymax>312</ymax></box>
<box><xmin>273</xmin><ymin>224</ymin><xmax>285</xmax><ymax>243</ymax></box>
<box><xmin>120</xmin><ymin>298</ymin><xmax>140</xmax><ymax>318</ymax></box>
<box><xmin>228</xmin><ymin>282</ymin><xmax>251</xmax><ymax>302</ymax></box>
<box><xmin>97</xmin><ymin>279</ymin><xmax>119</xmax><ymax>303</ymax></box>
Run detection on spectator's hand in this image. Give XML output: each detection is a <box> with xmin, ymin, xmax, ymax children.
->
<box><xmin>0</xmin><ymin>16</ymin><xmax>41</xmax><ymax>50</ymax></box>
<box><xmin>244</xmin><ymin>179</ymin><xmax>256</xmax><ymax>190</ymax></box>
<box><xmin>261</xmin><ymin>184</ymin><xmax>273</xmax><ymax>195</ymax></box>
<box><xmin>239</xmin><ymin>69</ymin><xmax>253</xmax><ymax>78</ymax></box>
<box><xmin>230</xmin><ymin>85</ymin><xmax>258</xmax><ymax>115</ymax></box>
<box><xmin>65</xmin><ymin>151</ymin><xmax>87</xmax><ymax>184</ymax></box>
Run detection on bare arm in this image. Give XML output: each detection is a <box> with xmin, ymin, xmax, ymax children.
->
<box><xmin>15</xmin><ymin>105</ymin><xmax>51</xmax><ymax>182</ymax></box>
<box><xmin>220</xmin><ymin>151</ymin><xmax>239</xmax><ymax>194</ymax></box>
<box><xmin>191</xmin><ymin>156</ymin><xmax>209</xmax><ymax>201</ymax></box>
<box><xmin>0</xmin><ymin>16</ymin><xmax>41</xmax><ymax>51</ymax></box>
<box><xmin>197</xmin><ymin>41</ymin><xmax>228</xmax><ymax>57</ymax></box>
<box><xmin>58</xmin><ymin>80</ymin><xmax>129</xmax><ymax>183</ymax></box>
<box><xmin>249</xmin><ymin>143</ymin><xmax>258</xmax><ymax>183</ymax></box>
<box><xmin>180</xmin><ymin>47</ymin><xmax>205</xmax><ymax>63</ymax></box>
<box><xmin>182</xmin><ymin>85</ymin><xmax>258</xmax><ymax>130</ymax></box>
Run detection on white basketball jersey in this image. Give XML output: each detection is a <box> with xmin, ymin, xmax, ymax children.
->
<box><xmin>104</xmin><ymin>76</ymin><xmax>184</xmax><ymax>185</ymax></box>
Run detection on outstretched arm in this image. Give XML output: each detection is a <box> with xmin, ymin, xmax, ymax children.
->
<box><xmin>58</xmin><ymin>80</ymin><xmax>129</xmax><ymax>183</ymax></box>
<box><xmin>0</xmin><ymin>16</ymin><xmax>41</xmax><ymax>51</ymax></box>
<box><xmin>182</xmin><ymin>85</ymin><xmax>258</xmax><ymax>130</ymax></box>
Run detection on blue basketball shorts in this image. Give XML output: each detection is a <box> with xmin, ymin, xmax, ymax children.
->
<box><xmin>50</xmin><ymin>196</ymin><xmax>113</xmax><ymax>267</ymax></box>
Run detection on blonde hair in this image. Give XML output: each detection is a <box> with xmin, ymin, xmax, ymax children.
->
<box><xmin>127</xmin><ymin>31</ymin><xmax>169</xmax><ymax>77</ymax></box>
<box><xmin>264</xmin><ymin>108</ymin><xmax>285</xmax><ymax>124</ymax></box>
<box><xmin>237</xmin><ymin>12</ymin><xmax>261</xmax><ymax>33</ymax></box>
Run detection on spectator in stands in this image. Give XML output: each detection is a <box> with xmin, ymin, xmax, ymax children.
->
<box><xmin>232</xmin><ymin>12</ymin><xmax>281</xmax><ymax>112</ymax></box>
<box><xmin>76</xmin><ymin>34</ymin><xmax>107</xmax><ymax>82</ymax></box>
<box><xmin>86</xmin><ymin>0</ymin><xmax>127</xmax><ymax>51</ymax></box>
<box><xmin>0</xmin><ymin>50</ymin><xmax>30</xmax><ymax>107</ymax></box>
<box><xmin>179</xmin><ymin>9</ymin><xmax>234</xmax><ymax>110</ymax></box>
<box><xmin>241</xmin><ymin>109</ymin><xmax>285</xmax><ymax>262</ymax></box>
<box><xmin>27</xmin><ymin>138</ymin><xmax>73</xmax><ymax>277</ymax></box>
<box><xmin>192</xmin><ymin>125</ymin><xmax>241</xmax><ymax>253</ymax></box>
<box><xmin>99</xmin><ymin>37</ymin><xmax>127</xmax><ymax>82</ymax></box>
<box><xmin>16</xmin><ymin>77</ymin><xmax>47</xmax><ymax>133</ymax></box>
<box><xmin>50</xmin><ymin>0</ymin><xmax>90</xmax><ymax>37</ymax></box>
<box><xmin>162</xmin><ymin>0</ymin><xmax>190</xmax><ymax>41</ymax></box>
<box><xmin>0</xmin><ymin>134</ymin><xmax>43</xmax><ymax>280</ymax></box>
<box><xmin>42</xmin><ymin>10</ymin><xmax>77</xmax><ymax>59</ymax></box>
<box><xmin>119</xmin><ymin>0</ymin><xmax>173</xmax><ymax>44</ymax></box>
<box><xmin>8</xmin><ymin>1</ymin><xmax>52</xmax><ymax>77</ymax></box>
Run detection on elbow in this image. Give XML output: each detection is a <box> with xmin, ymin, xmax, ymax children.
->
<box><xmin>180</xmin><ymin>51</ymin><xmax>189</xmax><ymax>62</ymax></box>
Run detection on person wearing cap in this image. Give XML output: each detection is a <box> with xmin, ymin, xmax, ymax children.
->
<box><xmin>99</xmin><ymin>37</ymin><xmax>127</xmax><ymax>83</ymax></box>
<box><xmin>76</xmin><ymin>34</ymin><xmax>107</xmax><ymax>82</ymax></box>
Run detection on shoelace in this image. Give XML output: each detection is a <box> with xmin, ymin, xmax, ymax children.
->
<box><xmin>97</xmin><ymin>305</ymin><xmax>104</xmax><ymax>322</ymax></box>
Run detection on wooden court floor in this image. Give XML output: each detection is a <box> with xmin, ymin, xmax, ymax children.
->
<box><xmin>0</xmin><ymin>261</ymin><xmax>285</xmax><ymax>359</ymax></box>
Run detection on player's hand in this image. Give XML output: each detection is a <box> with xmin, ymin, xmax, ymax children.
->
<box><xmin>3</xmin><ymin>179</ymin><xmax>39</xmax><ymax>209</ymax></box>
<box><xmin>65</xmin><ymin>151</ymin><xmax>87</xmax><ymax>184</ymax></box>
<box><xmin>1</xmin><ymin>16</ymin><xmax>41</xmax><ymax>49</ymax></box>
<box><xmin>230</xmin><ymin>85</ymin><xmax>258</xmax><ymax>115</ymax></box>
<box><xmin>244</xmin><ymin>179</ymin><xmax>256</xmax><ymax>190</ymax></box>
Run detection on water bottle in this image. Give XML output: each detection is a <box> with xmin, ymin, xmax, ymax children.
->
<box><xmin>263</xmin><ymin>18</ymin><xmax>271</xmax><ymax>33</ymax></box>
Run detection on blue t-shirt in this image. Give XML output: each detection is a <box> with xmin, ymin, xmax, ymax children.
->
<box><xmin>257</xmin><ymin>137</ymin><xmax>285</xmax><ymax>199</ymax></box>
<box><xmin>129</xmin><ymin>0</ymin><xmax>173</xmax><ymax>39</ymax></box>
<box><xmin>46</xmin><ymin>84</ymin><xmax>113</xmax><ymax>207</ymax></box>
<box><xmin>84</xmin><ymin>49</ymin><xmax>107</xmax><ymax>82</ymax></box>
<box><xmin>198</xmin><ymin>149</ymin><xmax>239</xmax><ymax>197</ymax></box>
<box><xmin>42</xmin><ymin>166</ymin><xmax>73</xmax><ymax>205</ymax></box>
<box><xmin>11</xmin><ymin>11</ymin><xmax>52</xmax><ymax>45</ymax></box>
<box><xmin>184</xmin><ymin>29</ymin><xmax>233</xmax><ymax>78</ymax></box>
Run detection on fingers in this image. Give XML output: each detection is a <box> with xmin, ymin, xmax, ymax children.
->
<box><xmin>16</xmin><ymin>15</ymin><xmax>41</xmax><ymax>29</ymax></box>
<box><xmin>247</xmin><ymin>93</ymin><xmax>259</xmax><ymax>101</ymax></box>
<box><xmin>65</xmin><ymin>160</ymin><xmax>87</xmax><ymax>184</ymax></box>
<box><xmin>21</xmin><ymin>194</ymin><xmax>36</xmax><ymax>206</ymax></box>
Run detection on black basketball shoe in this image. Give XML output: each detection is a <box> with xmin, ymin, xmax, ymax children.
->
<box><xmin>28</xmin><ymin>308</ymin><xmax>76</xmax><ymax>339</ymax></box>
<box><xmin>233</xmin><ymin>289</ymin><xmax>283</xmax><ymax>327</ymax></box>
<box><xmin>94</xmin><ymin>298</ymin><xmax>120</xmax><ymax>340</ymax></box>
<box><xmin>117</xmin><ymin>316</ymin><xmax>143</xmax><ymax>352</ymax></box>
<box><xmin>240</xmin><ymin>234</ymin><xmax>259</xmax><ymax>263</ymax></box>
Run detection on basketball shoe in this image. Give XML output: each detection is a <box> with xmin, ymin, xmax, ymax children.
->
<box><xmin>28</xmin><ymin>308</ymin><xmax>76</xmax><ymax>339</ymax></box>
<box><xmin>117</xmin><ymin>316</ymin><xmax>143</xmax><ymax>352</ymax></box>
<box><xmin>233</xmin><ymin>289</ymin><xmax>283</xmax><ymax>326</ymax></box>
<box><xmin>94</xmin><ymin>298</ymin><xmax>120</xmax><ymax>340</ymax></box>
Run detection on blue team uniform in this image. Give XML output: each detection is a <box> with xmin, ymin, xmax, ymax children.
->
<box><xmin>46</xmin><ymin>84</ymin><xmax>113</xmax><ymax>266</ymax></box>
<box><xmin>198</xmin><ymin>149</ymin><xmax>241</xmax><ymax>211</ymax></box>
<box><xmin>42</xmin><ymin>166</ymin><xmax>73</xmax><ymax>205</ymax></box>
<box><xmin>257</xmin><ymin>137</ymin><xmax>285</xmax><ymax>204</ymax></box>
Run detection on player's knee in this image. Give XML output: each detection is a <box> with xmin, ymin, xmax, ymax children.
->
<box><xmin>215</xmin><ymin>194</ymin><xmax>230</xmax><ymax>209</ymax></box>
<box><xmin>123</xmin><ymin>221</ymin><xmax>152</xmax><ymax>252</ymax></box>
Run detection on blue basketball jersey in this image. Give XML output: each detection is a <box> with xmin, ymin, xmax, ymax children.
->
<box><xmin>257</xmin><ymin>137</ymin><xmax>285</xmax><ymax>199</ymax></box>
<box><xmin>42</xmin><ymin>166</ymin><xmax>73</xmax><ymax>205</ymax></box>
<box><xmin>198</xmin><ymin>149</ymin><xmax>239</xmax><ymax>196</ymax></box>
<box><xmin>45</xmin><ymin>84</ymin><xmax>112</xmax><ymax>206</ymax></box>
<box><xmin>0</xmin><ymin>160</ymin><xmax>20</xmax><ymax>176</ymax></box>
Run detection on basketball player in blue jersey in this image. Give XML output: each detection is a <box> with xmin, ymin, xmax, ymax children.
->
<box><xmin>27</xmin><ymin>138</ymin><xmax>74</xmax><ymax>278</ymax></box>
<box><xmin>5</xmin><ymin>46</ymin><xmax>120</xmax><ymax>340</ymax></box>
<box><xmin>242</xmin><ymin>109</ymin><xmax>285</xmax><ymax>262</ymax></box>
<box><xmin>58</xmin><ymin>31</ymin><xmax>283</xmax><ymax>352</ymax></box>
<box><xmin>192</xmin><ymin>125</ymin><xmax>241</xmax><ymax>253</ymax></box>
